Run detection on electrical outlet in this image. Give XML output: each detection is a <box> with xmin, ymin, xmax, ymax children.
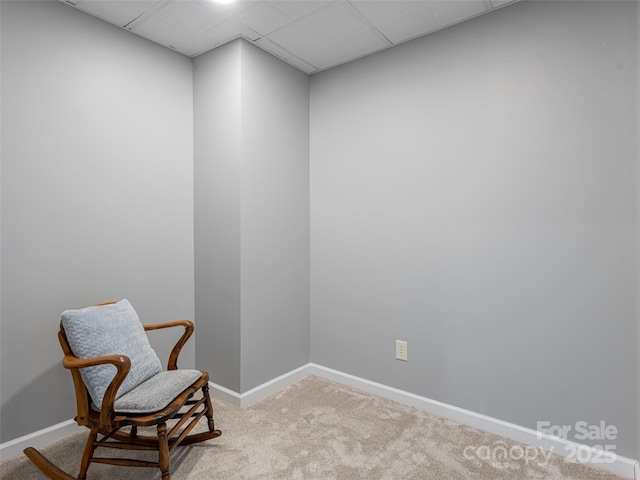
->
<box><xmin>396</xmin><ymin>340</ymin><xmax>408</xmax><ymax>361</ymax></box>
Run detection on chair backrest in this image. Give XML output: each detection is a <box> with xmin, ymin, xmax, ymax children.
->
<box><xmin>60</xmin><ymin>299</ymin><xmax>162</xmax><ymax>410</ymax></box>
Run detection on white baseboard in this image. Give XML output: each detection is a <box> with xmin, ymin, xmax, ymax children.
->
<box><xmin>0</xmin><ymin>419</ymin><xmax>82</xmax><ymax>463</ymax></box>
<box><xmin>208</xmin><ymin>380</ymin><xmax>242</xmax><ymax>407</ymax></box>
<box><xmin>4</xmin><ymin>363</ymin><xmax>639</xmax><ymax>479</ymax></box>
<box><xmin>209</xmin><ymin>363</ymin><xmax>311</xmax><ymax>408</ymax></box>
<box><xmin>307</xmin><ymin>363</ymin><xmax>639</xmax><ymax>480</ymax></box>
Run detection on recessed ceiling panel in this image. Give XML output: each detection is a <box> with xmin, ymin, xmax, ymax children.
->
<box><xmin>265</xmin><ymin>1</ymin><xmax>373</xmax><ymax>57</ymax></box>
<box><xmin>343</xmin><ymin>27</ymin><xmax>390</xmax><ymax>57</ymax></box>
<box><xmin>375</xmin><ymin>11</ymin><xmax>441</xmax><ymax>44</ymax></box>
<box><xmin>232</xmin><ymin>2</ymin><xmax>293</xmax><ymax>36</ymax></box>
<box><xmin>128</xmin><ymin>11</ymin><xmax>196</xmax><ymax>54</ymax></box>
<box><xmin>303</xmin><ymin>44</ymin><xmax>351</xmax><ymax>70</ymax></box>
<box><xmin>304</xmin><ymin>2</ymin><xmax>370</xmax><ymax>41</ymax></box>
<box><xmin>205</xmin><ymin>0</ymin><xmax>258</xmax><ymax>17</ymax></box>
<box><xmin>349</xmin><ymin>1</ymin><xmax>417</xmax><ymax>24</ymax></box>
<box><xmin>255</xmin><ymin>37</ymin><xmax>317</xmax><ymax>73</ymax></box>
<box><xmin>264</xmin><ymin>17</ymin><xmax>326</xmax><ymax>55</ymax></box>
<box><xmin>192</xmin><ymin>19</ymin><xmax>259</xmax><ymax>55</ymax></box>
<box><xmin>149</xmin><ymin>0</ymin><xmax>225</xmax><ymax>32</ymax></box>
<box><xmin>273</xmin><ymin>0</ymin><xmax>333</xmax><ymax>20</ymax></box>
<box><xmin>429</xmin><ymin>1</ymin><xmax>490</xmax><ymax>29</ymax></box>
<box><xmin>352</xmin><ymin>1</ymin><xmax>441</xmax><ymax>45</ymax></box>
<box><xmin>72</xmin><ymin>0</ymin><xmax>159</xmax><ymax>27</ymax></box>
<box><xmin>60</xmin><ymin>0</ymin><xmax>520</xmax><ymax>73</ymax></box>
<box><xmin>304</xmin><ymin>26</ymin><xmax>388</xmax><ymax>70</ymax></box>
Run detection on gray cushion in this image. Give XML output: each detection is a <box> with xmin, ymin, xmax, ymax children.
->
<box><xmin>112</xmin><ymin>369</ymin><xmax>203</xmax><ymax>413</ymax></box>
<box><xmin>61</xmin><ymin>299</ymin><xmax>162</xmax><ymax>410</ymax></box>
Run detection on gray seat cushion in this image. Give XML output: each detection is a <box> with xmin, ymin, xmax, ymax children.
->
<box><xmin>112</xmin><ymin>369</ymin><xmax>203</xmax><ymax>414</ymax></box>
<box><xmin>61</xmin><ymin>299</ymin><xmax>162</xmax><ymax>410</ymax></box>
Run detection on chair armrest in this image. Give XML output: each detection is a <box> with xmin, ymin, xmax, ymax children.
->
<box><xmin>143</xmin><ymin>320</ymin><xmax>194</xmax><ymax>371</ymax></box>
<box><xmin>62</xmin><ymin>354</ymin><xmax>131</xmax><ymax>430</ymax></box>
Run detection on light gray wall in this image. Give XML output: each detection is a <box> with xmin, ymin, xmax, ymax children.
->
<box><xmin>310</xmin><ymin>0</ymin><xmax>638</xmax><ymax>458</ymax></box>
<box><xmin>194</xmin><ymin>39</ymin><xmax>310</xmax><ymax>394</ymax></box>
<box><xmin>0</xmin><ymin>0</ymin><xmax>195</xmax><ymax>442</ymax></box>
<box><xmin>194</xmin><ymin>41</ymin><xmax>243</xmax><ymax>392</ymax></box>
<box><xmin>240</xmin><ymin>42</ymin><xmax>310</xmax><ymax>392</ymax></box>
<box><xmin>637</xmin><ymin>0</ymin><xmax>640</xmax><ymax>461</ymax></box>
<box><xmin>2</xmin><ymin>0</ymin><xmax>637</xmax><ymax>462</ymax></box>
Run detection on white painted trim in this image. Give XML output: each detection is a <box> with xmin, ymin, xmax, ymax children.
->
<box><xmin>0</xmin><ymin>419</ymin><xmax>82</xmax><ymax>462</ymax></box>
<box><xmin>209</xmin><ymin>363</ymin><xmax>311</xmax><ymax>408</ymax></box>
<box><xmin>308</xmin><ymin>363</ymin><xmax>638</xmax><ymax>479</ymax></box>
<box><xmin>236</xmin><ymin>364</ymin><xmax>311</xmax><ymax>407</ymax></box>
<box><xmin>208</xmin><ymin>381</ymin><xmax>242</xmax><ymax>407</ymax></box>
<box><xmin>3</xmin><ymin>362</ymin><xmax>639</xmax><ymax>479</ymax></box>
<box><xmin>1</xmin><ymin>366</ymin><xmax>312</xmax><ymax>462</ymax></box>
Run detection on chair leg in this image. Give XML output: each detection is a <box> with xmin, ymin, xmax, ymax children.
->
<box><xmin>202</xmin><ymin>383</ymin><xmax>216</xmax><ymax>432</ymax></box>
<box><xmin>157</xmin><ymin>423</ymin><xmax>171</xmax><ymax>480</ymax></box>
<box><xmin>78</xmin><ymin>427</ymin><xmax>98</xmax><ymax>480</ymax></box>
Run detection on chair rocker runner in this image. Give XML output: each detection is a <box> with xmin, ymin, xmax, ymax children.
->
<box><xmin>23</xmin><ymin>299</ymin><xmax>222</xmax><ymax>480</ymax></box>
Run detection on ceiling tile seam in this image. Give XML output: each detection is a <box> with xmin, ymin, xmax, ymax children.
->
<box><xmin>188</xmin><ymin>34</ymin><xmax>318</xmax><ymax>75</ymax></box>
<box><xmin>124</xmin><ymin>3</ymin><xmax>246</xmax><ymax>40</ymax></box>
<box><xmin>220</xmin><ymin>16</ymin><xmax>262</xmax><ymax>42</ymax></box>
<box><xmin>60</xmin><ymin>0</ymin><xmax>316</xmax><ymax>72</ymax></box>
<box><xmin>252</xmin><ymin>40</ymin><xmax>318</xmax><ymax>72</ymax></box>
<box><xmin>312</xmin><ymin>41</ymin><xmax>400</xmax><ymax>73</ymax></box>
<box><xmin>250</xmin><ymin>38</ymin><xmax>319</xmax><ymax>72</ymax></box>
<box><xmin>249</xmin><ymin>0</ymin><xmax>340</xmax><ymax>45</ymax></box>
<box><xmin>345</xmin><ymin>0</ymin><xmax>394</xmax><ymax>47</ymax></box>
<box><xmin>258</xmin><ymin>1</ymin><xmax>302</xmax><ymax>32</ymax></box>
<box><xmin>342</xmin><ymin>1</ymin><xmax>503</xmax><ymax>58</ymax></box>
<box><xmin>261</xmin><ymin>7</ymin><xmax>389</xmax><ymax>63</ymax></box>
<box><xmin>186</xmin><ymin>15</ymin><xmax>317</xmax><ymax>71</ymax></box>
<box><xmin>121</xmin><ymin>1</ymin><xmax>166</xmax><ymax>31</ymax></box>
<box><xmin>433</xmin><ymin>2</ymin><xmax>496</xmax><ymax>32</ymax></box>
<box><xmin>189</xmin><ymin>34</ymin><xmax>246</xmax><ymax>57</ymax></box>
<box><xmin>278</xmin><ymin>0</ymin><xmax>338</xmax><ymax>23</ymax></box>
<box><xmin>122</xmin><ymin>0</ymin><xmax>162</xmax><ymax>29</ymax></box>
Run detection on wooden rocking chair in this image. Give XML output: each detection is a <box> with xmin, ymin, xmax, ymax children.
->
<box><xmin>23</xmin><ymin>299</ymin><xmax>221</xmax><ymax>480</ymax></box>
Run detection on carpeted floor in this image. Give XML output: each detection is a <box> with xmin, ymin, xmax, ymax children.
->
<box><xmin>0</xmin><ymin>376</ymin><xmax>628</xmax><ymax>479</ymax></box>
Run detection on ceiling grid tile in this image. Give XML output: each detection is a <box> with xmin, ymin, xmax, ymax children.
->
<box><xmin>59</xmin><ymin>0</ymin><xmax>520</xmax><ymax>73</ymax></box>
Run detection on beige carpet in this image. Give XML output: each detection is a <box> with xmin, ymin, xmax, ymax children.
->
<box><xmin>0</xmin><ymin>376</ymin><xmax>628</xmax><ymax>480</ymax></box>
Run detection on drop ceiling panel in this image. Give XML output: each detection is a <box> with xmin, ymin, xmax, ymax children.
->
<box><xmin>350</xmin><ymin>1</ymin><xmax>418</xmax><ymax>23</ymax></box>
<box><xmin>375</xmin><ymin>11</ymin><xmax>441</xmax><ymax>44</ymax></box>
<box><xmin>351</xmin><ymin>1</ymin><xmax>441</xmax><ymax>44</ymax></box>
<box><xmin>255</xmin><ymin>37</ymin><xmax>317</xmax><ymax>73</ymax></box>
<box><xmin>70</xmin><ymin>0</ymin><xmax>160</xmax><ymax>26</ymax></box>
<box><xmin>193</xmin><ymin>20</ymin><xmax>260</xmax><ymax>53</ymax></box>
<box><xmin>60</xmin><ymin>0</ymin><xmax>520</xmax><ymax>74</ymax></box>
<box><xmin>132</xmin><ymin>0</ymin><xmax>225</xmax><ymax>32</ymax></box>
<box><xmin>205</xmin><ymin>0</ymin><xmax>257</xmax><ymax>16</ymax></box>
<box><xmin>263</xmin><ymin>2</ymin><xmax>375</xmax><ymax>56</ymax></box>
<box><xmin>429</xmin><ymin>1</ymin><xmax>490</xmax><ymax>28</ymax></box>
<box><xmin>265</xmin><ymin>18</ymin><xmax>326</xmax><ymax>55</ymax></box>
<box><xmin>303</xmin><ymin>2</ymin><xmax>370</xmax><ymax>40</ymax></box>
<box><xmin>125</xmin><ymin>0</ymin><xmax>260</xmax><ymax>56</ymax></box>
<box><xmin>273</xmin><ymin>0</ymin><xmax>333</xmax><ymax>19</ymax></box>
<box><xmin>232</xmin><ymin>2</ymin><xmax>293</xmax><ymax>36</ymax></box>
<box><xmin>304</xmin><ymin>27</ymin><xmax>388</xmax><ymax>70</ymax></box>
<box><xmin>127</xmin><ymin>11</ymin><xmax>199</xmax><ymax>54</ymax></box>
